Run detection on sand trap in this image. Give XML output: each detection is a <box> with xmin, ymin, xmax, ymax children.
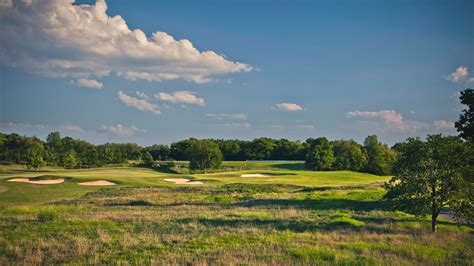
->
<box><xmin>7</xmin><ymin>178</ymin><xmax>65</xmax><ymax>184</ymax></box>
<box><xmin>163</xmin><ymin>178</ymin><xmax>204</xmax><ymax>185</ymax></box>
<box><xmin>241</xmin><ymin>174</ymin><xmax>272</xmax><ymax>177</ymax></box>
<box><xmin>78</xmin><ymin>180</ymin><xmax>116</xmax><ymax>186</ymax></box>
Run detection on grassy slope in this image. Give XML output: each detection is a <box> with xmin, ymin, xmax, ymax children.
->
<box><xmin>0</xmin><ymin>163</ymin><xmax>472</xmax><ymax>264</ymax></box>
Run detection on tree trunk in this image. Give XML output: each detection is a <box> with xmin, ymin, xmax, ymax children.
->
<box><xmin>431</xmin><ymin>214</ymin><xmax>437</xmax><ymax>233</ymax></box>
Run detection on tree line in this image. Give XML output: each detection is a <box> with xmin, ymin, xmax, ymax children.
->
<box><xmin>0</xmin><ymin>131</ymin><xmax>399</xmax><ymax>174</ymax></box>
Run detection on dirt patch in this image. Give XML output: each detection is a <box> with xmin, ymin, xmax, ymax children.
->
<box><xmin>7</xmin><ymin>178</ymin><xmax>65</xmax><ymax>184</ymax></box>
<box><xmin>241</xmin><ymin>174</ymin><xmax>272</xmax><ymax>177</ymax></box>
<box><xmin>163</xmin><ymin>178</ymin><xmax>204</xmax><ymax>185</ymax></box>
<box><xmin>78</xmin><ymin>180</ymin><xmax>116</xmax><ymax>186</ymax></box>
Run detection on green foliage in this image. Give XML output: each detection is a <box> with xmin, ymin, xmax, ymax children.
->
<box><xmin>187</xmin><ymin>139</ymin><xmax>223</xmax><ymax>171</ymax></box>
<box><xmin>363</xmin><ymin>135</ymin><xmax>397</xmax><ymax>175</ymax></box>
<box><xmin>26</xmin><ymin>143</ymin><xmax>45</xmax><ymax>171</ymax></box>
<box><xmin>62</xmin><ymin>150</ymin><xmax>78</xmax><ymax>169</ymax></box>
<box><xmin>332</xmin><ymin>140</ymin><xmax>367</xmax><ymax>171</ymax></box>
<box><xmin>142</xmin><ymin>151</ymin><xmax>154</xmax><ymax>167</ymax></box>
<box><xmin>385</xmin><ymin>135</ymin><xmax>473</xmax><ymax>232</ymax></box>
<box><xmin>305</xmin><ymin>137</ymin><xmax>335</xmax><ymax>170</ymax></box>
<box><xmin>455</xmin><ymin>88</ymin><xmax>474</xmax><ymax>142</ymax></box>
<box><xmin>37</xmin><ymin>211</ymin><xmax>58</xmax><ymax>223</ymax></box>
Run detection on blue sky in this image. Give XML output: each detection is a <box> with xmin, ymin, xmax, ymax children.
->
<box><xmin>0</xmin><ymin>0</ymin><xmax>472</xmax><ymax>145</ymax></box>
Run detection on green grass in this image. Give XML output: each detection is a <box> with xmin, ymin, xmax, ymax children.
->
<box><xmin>0</xmin><ymin>162</ymin><xmax>472</xmax><ymax>265</ymax></box>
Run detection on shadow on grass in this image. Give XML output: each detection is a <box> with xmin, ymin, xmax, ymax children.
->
<box><xmin>234</xmin><ymin>198</ymin><xmax>387</xmax><ymax>211</ymax></box>
<box><xmin>271</xmin><ymin>163</ymin><xmax>306</xmax><ymax>171</ymax></box>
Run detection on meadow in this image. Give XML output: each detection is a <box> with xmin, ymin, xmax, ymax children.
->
<box><xmin>0</xmin><ymin>162</ymin><xmax>472</xmax><ymax>265</ymax></box>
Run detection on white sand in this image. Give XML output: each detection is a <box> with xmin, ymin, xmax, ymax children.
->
<box><xmin>240</xmin><ymin>174</ymin><xmax>272</xmax><ymax>177</ymax></box>
<box><xmin>78</xmin><ymin>180</ymin><xmax>116</xmax><ymax>186</ymax></box>
<box><xmin>163</xmin><ymin>178</ymin><xmax>204</xmax><ymax>185</ymax></box>
<box><xmin>7</xmin><ymin>178</ymin><xmax>65</xmax><ymax>184</ymax></box>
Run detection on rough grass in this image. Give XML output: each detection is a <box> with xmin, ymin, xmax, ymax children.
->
<box><xmin>0</xmin><ymin>163</ymin><xmax>472</xmax><ymax>265</ymax></box>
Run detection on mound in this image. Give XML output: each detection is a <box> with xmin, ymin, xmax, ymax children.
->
<box><xmin>78</xmin><ymin>180</ymin><xmax>116</xmax><ymax>186</ymax></box>
<box><xmin>241</xmin><ymin>174</ymin><xmax>272</xmax><ymax>177</ymax></box>
<box><xmin>163</xmin><ymin>178</ymin><xmax>204</xmax><ymax>185</ymax></box>
<box><xmin>7</xmin><ymin>178</ymin><xmax>65</xmax><ymax>184</ymax></box>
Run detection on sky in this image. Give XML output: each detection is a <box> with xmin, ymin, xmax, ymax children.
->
<box><xmin>0</xmin><ymin>0</ymin><xmax>473</xmax><ymax>146</ymax></box>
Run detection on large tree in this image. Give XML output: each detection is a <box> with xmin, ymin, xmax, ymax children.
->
<box><xmin>186</xmin><ymin>139</ymin><xmax>223</xmax><ymax>171</ymax></box>
<box><xmin>305</xmin><ymin>137</ymin><xmax>335</xmax><ymax>170</ymax></box>
<box><xmin>363</xmin><ymin>135</ymin><xmax>397</xmax><ymax>175</ymax></box>
<box><xmin>385</xmin><ymin>135</ymin><xmax>473</xmax><ymax>232</ymax></box>
<box><xmin>332</xmin><ymin>140</ymin><xmax>367</xmax><ymax>171</ymax></box>
<box><xmin>455</xmin><ymin>88</ymin><xmax>473</xmax><ymax>142</ymax></box>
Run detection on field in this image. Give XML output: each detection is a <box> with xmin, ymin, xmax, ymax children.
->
<box><xmin>0</xmin><ymin>162</ymin><xmax>472</xmax><ymax>265</ymax></box>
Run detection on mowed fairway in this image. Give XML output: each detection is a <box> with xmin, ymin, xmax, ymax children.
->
<box><xmin>0</xmin><ymin>162</ymin><xmax>472</xmax><ymax>265</ymax></box>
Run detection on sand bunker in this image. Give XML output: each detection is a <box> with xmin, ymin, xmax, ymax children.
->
<box><xmin>241</xmin><ymin>174</ymin><xmax>272</xmax><ymax>177</ymax></box>
<box><xmin>163</xmin><ymin>178</ymin><xmax>204</xmax><ymax>185</ymax></box>
<box><xmin>7</xmin><ymin>178</ymin><xmax>65</xmax><ymax>184</ymax></box>
<box><xmin>78</xmin><ymin>180</ymin><xmax>116</xmax><ymax>186</ymax></box>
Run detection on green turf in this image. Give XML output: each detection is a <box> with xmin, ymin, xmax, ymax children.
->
<box><xmin>0</xmin><ymin>162</ymin><xmax>471</xmax><ymax>264</ymax></box>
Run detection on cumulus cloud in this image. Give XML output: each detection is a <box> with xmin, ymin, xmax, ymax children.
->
<box><xmin>346</xmin><ymin>110</ymin><xmax>425</xmax><ymax>133</ymax></box>
<box><xmin>135</xmin><ymin>91</ymin><xmax>149</xmax><ymax>99</ymax></box>
<box><xmin>98</xmin><ymin>124</ymin><xmax>142</xmax><ymax>137</ymax></box>
<box><xmin>0</xmin><ymin>0</ymin><xmax>251</xmax><ymax>83</ymax></box>
<box><xmin>445</xmin><ymin>66</ymin><xmax>473</xmax><ymax>84</ymax></box>
<box><xmin>434</xmin><ymin>120</ymin><xmax>455</xmax><ymax>130</ymax></box>
<box><xmin>73</xmin><ymin>78</ymin><xmax>103</xmax><ymax>89</ymax></box>
<box><xmin>118</xmin><ymin>91</ymin><xmax>161</xmax><ymax>115</ymax></box>
<box><xmin>155</xmin><ymin>91</ymin><xmax>205</xmax><ymax>106</ymax></box>
<box><xmin>273</xmin><ymin>103</ymin><xmax>303</xmax><ymax>112</ymax></box>
<box><xmin>206</xmin><ymin>113</ymin><xmax>247</xmax><ymax>120</ymax></box>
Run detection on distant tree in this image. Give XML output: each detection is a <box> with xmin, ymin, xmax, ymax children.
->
<box><xmin>272</xmin><ymin>139</ymin><xmax>305</xmax><ymax>160</ymax></box>
<box><xmin>26</xmin><ymin>144</ymin><xmax>45</xmax><ymax>171</ymax></box>
<box><xmin>385</xmin><ymin>135</ymin><xmax>473</xmax><ymax>232</ymax></box>
<box><xmin>332</xmin><ymin>140</ymin><xmax>367</xmax><ymax>171</ymax></box>
<box><xmin>186</xmin><ymin>139</ymin><xmax>223</xmax><ymax>171</ymax></box>
<box><xmin>170</xmin><ymin>139</ymin><xmax>196</xmax><ymax>161</ymax></box>
<box><xmin>142</xmin><ymin>151</ymin><xmax>154</xmax><ymax>167</ymax></box>
<box><xmin>455</xmin><ymin>89</ymin><xmax>474</xmax><ymax>142</ymax></box>
<box><xmin>245</xmin><ymin>138</ymin><xmax>277</xmax><ymax>160</ymax></box>
<box><xmin>363</xmin><ymin>135</ymin><xmax>397</xmax><ymax>175</ymax></box>
<box><xmin>305</xmin><ymin>137</ymin><xmax>335</xmax><ymax>170</ymax></box>
<box><xmin>62</xmin><ymin>151</ymin><xmax>78</xmax><ymax>169</ymax></box>
<box><xmin>46</xmin><ymin>131</ymin><xmax>61</xmax><ymax>148</ymax></box>
<box><xmin>145</xmin><ymin>144</ymin><xmax>171</xmax><ymax>161</ymax></box>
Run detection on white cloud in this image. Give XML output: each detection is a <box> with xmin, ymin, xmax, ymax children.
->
<box><xmin>118</xmin><ymin>91</ymin><xmax>160</xmax><ymax>115</ymax></box>
<box><xmin>135</xmin><ymin>91</ymin><xmax>149</xmax><ymax>99</ymax></box>
<box><xmin>206</xmin><ymin>113</ymin><xmax>247</xmax><ymax>120</ymax></box>
<box><xmin>0</xmin><ymin>0</ymin><xmax>251</xmax><ymax>83</ymax></box>
<box><xmin>434</xmin><ymin>120</ymin><xmax>455</xmax><ymax>130</ymax></box>
<box><xmin>346</xmin><ymin>110</ymin><xmax>425</xmax><ymax>133</ymax></box>
<box><xmin>60</xmin><ymin>124</ymin><xmax>85</xmax><ymax>133</ymax></box>
<box><xmin>445</xmin><ymin>66</ymin><xmax>472</xmax><ymax>83</ymax></box>
<box><xmin>98</xmin><ymin>124</ymin><xmax>142</xmax><ymax>137</ymax></box>
<box><xmin>155</xmin><ymin>91</ymin><xmax>205</xmax><ymax>106</ymax></box>
<box><xmin>273</xmin><ymin>103</ymin><xmax>303</xmax><ymax>112</ymax></box>
<box><xmin>73</xmin><ymin>78</ymin><xmax>103</xmax><ymax>89</ymax></box>
<box><xmin>222</xmin><ymin>123</ymin><xmax>252</xmax><ymax>129</ymax></box>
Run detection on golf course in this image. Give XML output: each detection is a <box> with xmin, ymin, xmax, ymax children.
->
<box><xmin>0</xmin><ymin>162</ymin><xmax>472</xmax><ymax>265</ymax></box>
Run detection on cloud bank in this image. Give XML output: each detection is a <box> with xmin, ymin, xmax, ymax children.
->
<box><xmin>98</xmin><ymin>124</ymin><xmax>142</xmax><ymax>137</ymax></box>
<box><xmin>0</xmin><ymin>0</ymin><xmax>251</xmax><ymax>83</ymax></box>
<box><xmin>346</xmin><ymin>110</ymin><xmax>425</xmax><ymax>133</ymax></box>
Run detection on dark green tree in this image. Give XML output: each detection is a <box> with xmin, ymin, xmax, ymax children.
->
<box><xmin>455</xmin><ymin>88</ymin><xmax>474</xmax><ymax>142</ymax></box>
<box><xmin>385</xmin><ymin>135</ymin><xmax>473</xmax><ymax>232</ymax></box>
<box><xmin>142</xmin><ymin>151</ymin><xmax>154</xmax><ymax>167</ymax></box>
<box><xmin>305</xmin><ymin>137</ymin><xmax>335</xmax><ymax>170</ymax></box>
<box><xmin>332</xmin><ymin>140</ymin><xmax>367</xmax><ymax>171</ymax></box>
<box><xmin>26</xmin><ymin>142</ymin><xmax>45</xmax><ymax>171</ymax></box>
<box><xmin>186</xmin><ymin>139</ymin><xmax>223</xmax><ymax>171</ymax></box>
<box><xmin>363</xmin><ymin>135</ymin><xmax>397</xmax><ymax>175</ymax></box>
<box><xmin>62</xmin><ymin>150</ymin><xmax>78</xmax><ymax>169</ymax></box>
